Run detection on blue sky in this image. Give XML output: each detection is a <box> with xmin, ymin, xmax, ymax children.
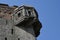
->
<box><xmin>0</xmin><ymin>0</ymin><xmax>60</xmax><ymax>40</ymax></box>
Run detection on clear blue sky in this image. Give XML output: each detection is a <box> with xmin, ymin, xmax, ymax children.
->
<box><xmin>0</xmin><ymin>0</ymin><xmax>60</xmax><ymax>40</ymax></box>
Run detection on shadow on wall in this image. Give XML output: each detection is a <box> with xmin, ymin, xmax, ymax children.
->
<box><xmin>15</xmin><ymin>19</ymin><xmax>42</xmax><ymax>37</ymax></box>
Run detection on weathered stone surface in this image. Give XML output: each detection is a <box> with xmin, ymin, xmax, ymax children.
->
<box><xmin>0</xmin><ymin>3</ymin><xmax>42</xmax><ymax>40</ymax></box>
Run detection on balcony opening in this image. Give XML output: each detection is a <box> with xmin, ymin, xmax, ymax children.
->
<box><xmin>28</xmin><ymin>11</ymin><xmax>31</xmax><ymax>16</ymax></box>
<box><xmin>18</xmin><ymin>13</ymin><xmax>21</xmax><ymax>17</ymax></box>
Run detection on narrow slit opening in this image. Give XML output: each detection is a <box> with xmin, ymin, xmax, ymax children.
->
<box><xmin>18</xmin><ymin>38</ymin><xmax>20</xmax><ymax>40</ymax></box>
<box><xmin>11</xmin><ymin>29</ymin><xmax>13</xmax><ymax>34</ymax></box>
<box><xmin>5</xmin><ymin>37</ymin><xmax>7</xmax><ymax>40</ymax></box>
